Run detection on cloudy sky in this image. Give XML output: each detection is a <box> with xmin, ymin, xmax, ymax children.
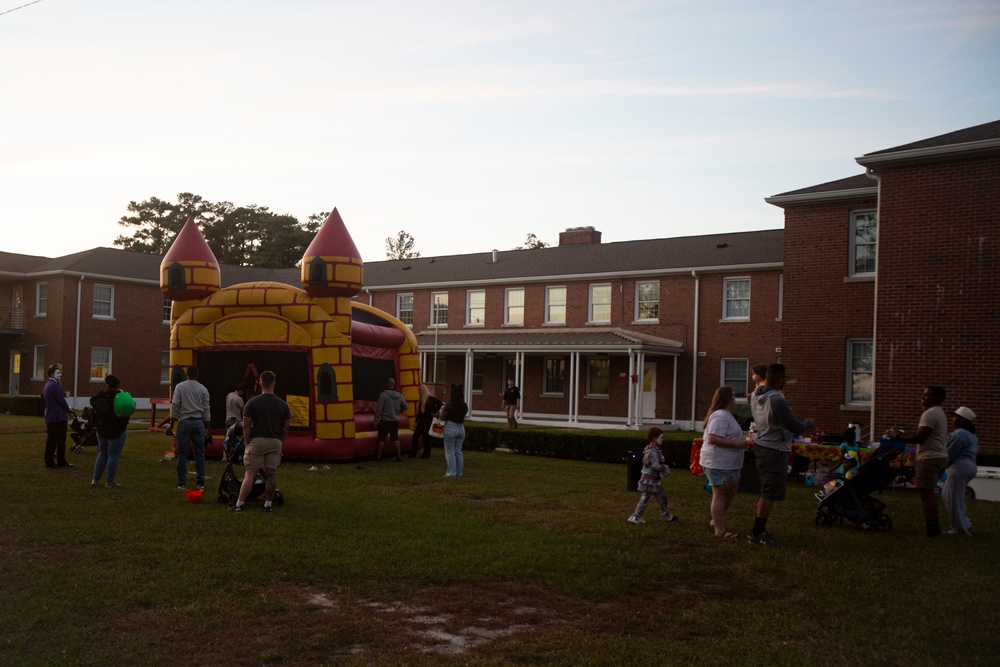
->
<box><xmin>2</xmin><ymin>0</ymin><xmax>998</xmax><ymax>262</ymax></box>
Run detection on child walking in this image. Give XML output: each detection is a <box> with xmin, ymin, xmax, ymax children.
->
<box><xmin>627</xmin><ymin>427</ymin><xmax>679</xmax><ymax>524</ymax></box>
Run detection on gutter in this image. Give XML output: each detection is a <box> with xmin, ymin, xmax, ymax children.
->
<box><xmin>764</xmin><ymin>187</ymin><xmax>878</xmax><ymax>207</ymax></box>
<box><xmin>866</xmin><ymin>168</ymin><xmax>881</xmax><ymax>438</ymax></box>
<box><xmin>856</xmin><ymin>137</ymin><xmax>1000</xmax><ymax>168</ymax></box>
<box><xmin>690</xmin><ymin>270</ymin><xmax>700</xmax><ymax>428</ymax></box>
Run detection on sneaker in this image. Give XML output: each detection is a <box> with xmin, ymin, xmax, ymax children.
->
<box><xmin>263</xmin><ymin>505</ymin><xmax>273</xmax><ymax>513</ymax></box>
<box><xmin>747</xmin><ymin>530</ymin><xmax>779</xmax><ymax>547</ymax></box>
<box><xmin>176</xmin><ymin>485</ymin><xmax>187</xmax><ymax>491</ymax></box>
<box><xmin>106</xmin><ymin>482</ymin><xmax>123</xmax><ymax>489</ymax></box>
<box><xmin>944</xmin><ymin>528</ymin><xmax>960</xmax><ymax>535</ymax></box>
<box><xmin>196</xmin><ymin>483</ymin><xmax>205</xmax><ymax>491</ymax></box>
<box><xmin>228</xmin><ymin>504</ymin><xmax>244</xmax><ymax>513</ymax></box>
<box><xmin>660</xmin><ymin>514</ymin><xmax>678</xmax><ymax>522</ymax></box>
<box><xmin>627</xmin><ymin>515</ymin><xmax>646</xmax><ymax>525</ymax></box>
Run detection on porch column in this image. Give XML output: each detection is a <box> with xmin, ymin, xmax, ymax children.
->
<box><xmin>626</xmin><ymin>351</ymin><xmax>636</xmax><ymax>427</ymax></box>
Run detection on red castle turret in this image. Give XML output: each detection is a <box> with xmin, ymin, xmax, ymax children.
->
<box><xmin>159</xmin><ymin>217</ymin><xmax>221</xmax><ymax>303</ymax></box>
<box><xmin>300</xmin><ymin>208</ymin><xmax>363</xmax><ymax>299</ymax></box>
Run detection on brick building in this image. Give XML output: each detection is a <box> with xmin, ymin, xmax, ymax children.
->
<box><xmin>768</xmin><ymin>119</ymin><xmax>999</xmax><ymax>447</ymax></box>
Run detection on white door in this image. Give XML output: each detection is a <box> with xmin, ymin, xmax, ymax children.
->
<box><xmin>641</xmin><ymin>363</ymin><xmax>656</xmax><ymax>420</ymax></box>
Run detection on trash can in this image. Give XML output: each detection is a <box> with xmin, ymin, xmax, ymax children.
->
<box><xmin>739</xmin><ymin>449</ymin><xmax>760</xmax><ymax>494</ymax></box>
<box><xmin>627</xmin><ymin>448</ymin><xmax>644</xmax><ymax>491</ymax></box>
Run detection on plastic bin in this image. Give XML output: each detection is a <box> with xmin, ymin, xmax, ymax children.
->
<box><xmin>627</xmin><ymin>449</ymin><xmax>644</xmax><ymax>491</ymax></box>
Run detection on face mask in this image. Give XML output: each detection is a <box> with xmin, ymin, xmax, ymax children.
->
<box><xmin>656</xmin><ymin>435</ymin><xmax>663</xmax><ymax>445</ymax></box>
<box><xmin>54</xmin><ymin>370</ymin><xmax>62</xmax><ymax>380</ymax></box>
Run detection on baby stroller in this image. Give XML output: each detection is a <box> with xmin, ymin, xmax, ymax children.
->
<box><xmin>69</xmin><ymin>409</ymin><xmax>98</xmax><ymax>453</ymax></box>
<box><xmin>815</xmin><ymin>444</ymin><xmax>901</xmax><ymax>531</ymax></box>
<box><xmin>216</xmin><ymin>423</ymin><xmax>284</xmax><ymax>507</ymax></box>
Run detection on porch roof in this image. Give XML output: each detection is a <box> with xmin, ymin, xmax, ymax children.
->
<box><xmin>412</xmin><ymin>327</ymin><xmax>684</xmax><ymax>355</ymax></box>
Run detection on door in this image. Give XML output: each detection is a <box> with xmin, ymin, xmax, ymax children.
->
<box><xmin>641</xmin><ymin>363</ymin><xmax>656</xmax><ymax>420</ymax></box>
<box><xmin>9</xmin><ymin>351</ymin><xmax>21</xmax><ymax>395</ymax></box>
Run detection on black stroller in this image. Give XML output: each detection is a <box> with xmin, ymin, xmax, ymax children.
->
<box><xmin>217</xmin><ymin>423</ymin><xmax>284</xmax><ymax>507</ymax></box>
<box><xmin>69</xmin><ymin>409</ymin><xmax>98</xmax><ymax>453</ymax></box>
<box><xmin>815</xmin><ymin>444</ymin><xmax>901</xmax><ymax>531</ymax></box>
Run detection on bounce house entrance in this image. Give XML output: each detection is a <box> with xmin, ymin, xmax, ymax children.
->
<box><xmin>195</xmin><ymin>350</ymin><xmax>311</xmax><ymax>430</ymax></box>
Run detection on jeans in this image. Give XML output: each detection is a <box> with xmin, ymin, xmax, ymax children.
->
<box><xmin>443</xmin><ymin>421</ymin><xmax>465</xmax><ymax>477</ymax></box>
<box><xmin>93</xmin><ymin>430</ymin><xmax>127</xmax><ymax>485</ymax></box>
<box><xmin>943</xmin><ymin>457</ymin><xmax>977</xmax><ymax>535</ymax></box>
<box><xmin>176</xmin><ymin>419</ymin><xmax>206</xmax><ymax>488</ymax></box>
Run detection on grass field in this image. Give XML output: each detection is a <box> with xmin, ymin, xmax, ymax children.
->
<box><xmin>2</xmin><ymin>416</ymin><xmax>998</xmax><ymax>666</ymax></box>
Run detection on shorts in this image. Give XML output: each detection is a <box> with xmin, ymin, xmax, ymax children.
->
<box><xmin>755</xmin><ymin>446</ymin><xmax>790</xmax><ymax>501</ymax></box>
<box><xmin>244</xmin><ymin>436</ymin><xmax>282</xmax><ymax>470</ymax></box>
<box><xmin>703</xmin><ymin>466</ymin><xmax>741</xmax><ymax>487</ymax></box>
<box><xmin>377</xmin><ymin>419</ymin><xmax>400</xmax><ymax>442</ymax></box>
<box><xmin>914</xmin><ymin>456</ymin><xmax>948</xmax><ymax>491</ymax></box>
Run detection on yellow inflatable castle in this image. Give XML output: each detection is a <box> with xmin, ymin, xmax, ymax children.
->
<box><xmin>160</xmin><ymin>209</ymin><xmax>420</xmax><ymax>460</ymax></box>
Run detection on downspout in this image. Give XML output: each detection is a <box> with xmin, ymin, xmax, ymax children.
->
<box><xmin>866</xmin><ymin>167</ymin><xmax>880</xmax><ymax>440</ymax></box>
<box><xmin>73</xmin><ymin>274</ymin><xmax>84</xmax><ymax>408</ymax></box>
<box><xmin>690</xmin><ymin>271</ymin><xmax>700</xmax><ymax>429</ymax></box>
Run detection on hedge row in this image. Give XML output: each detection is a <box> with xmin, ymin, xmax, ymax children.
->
<box><xmin>0</xmin><ymin>395</ymin><xmax>44</xmax><ymax>417</ymax></box>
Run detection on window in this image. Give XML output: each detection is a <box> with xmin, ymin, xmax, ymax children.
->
<box><xmin>472</xmin><ymin>357</ymin><xmax>483</xmax><ymax>392</ymax></box>
<box><xmin>163</xmin><ymin>298</ymin><xmax>172</xmax><ymax>323</ymax></box>
<box><xmin>847</xmin><ymin>339</ymin><xmax>873</xmax><ymax>404</ymax></box>
<box><xmin>430</xmin><ymin>292</ymin><xmax>448</xmax><ymax>327</ymax></box>
<box><xmin>503</xmin><ymin>358</ymin><xmax>520</xmax><ymax>386</ymax></box>
<box><xmin>850</xmin><ymin>211</ymin><xmax>877</xmax><ymax>276</ymax></box>
<box><xmin>396</xmin><ymin>293</ymin><xmax>414</xmax><ymax>326</ymax></box>
<box><xmin>425</xmin><ymin>356</ymin><xmax>447</xmax><ymax>384</ymax></box>
<box><xmin>723</xmin><ymin>278</ymin><xmax>750</xmax><ymax>319</ymax></box>
<box><xmin>722</xmin><ymin>358</ymin><xmax>749</xmax><ymax>399</ymax></box>
<box><xmin>636</xmin><ymin>281</ymin><xmax>659</xmax><ymax>321</ymax></box>
<box><xmin>35</xmin><ymin>282</ymin><xmax>47</xmax><ymax>317</ymax></box>
<box><xmin>90</xmin><ymin>347</ymin><xmax>112</xmax><ymax>381</ymax></box>
<box><xmin>466</xmin><ymin>290</ymin><xmax>485</xmax><ymax>326</ymax></box>
<box><xmin>504</xmin><ymin>288</ymin><xmax>524</xmax><ymax>325</ymax></box>
<box><xmin>93</xmin><ymin>284</ymin><xmax>114</xmax><ymax>318</ymax></box>
<box><xmin>587</xmin><ymin>357</ymin><xmax>610</xmax><ymax>396</ymax></box>
<box><xmin>161</xmin><ymin>351</ymin><xmax>171</xmax><ymax>384</ymax></box>
<box><xmin>544</xmin><ymin>358</ymin><xmax>566</xmax><ymax>395</ymax></box>
<box><xmin>33</xmin><ymin>345</ymin><xmax>45</xmax><ymax>379</ymax></box>
<box><xmin>777</xmin><ymin>274</ymin><xmax>783</xmax><ymax>320</ymax></box>
<box><xmin>545</xmin><ymin>286</ymin><xmax>566</xmax><ymax>324</ymax></box>
<box><xmin>589</xmin><ymin>284</ymin><xmax>611</xmax><ymax>323</ymax></box>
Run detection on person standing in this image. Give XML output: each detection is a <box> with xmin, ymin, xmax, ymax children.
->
<box><xmin>42</xmin><ymin>363</ymin><xmax>73</xmax><ymax>468</ymax></box>
<box><xmin>90</xmin><ymin>374</ymin><xmax>130</xmax><ymax>488</ymax></box>
<box><xmin>700</xmin><ymin>386</ymin><xmax>747</xmax><ymax>538</ymax></box>
<box><xmin>230</xmin><ymin>370</ymin><xmax>290</xmax><ymax>513</ymax></box>
<box><xmin>171</xmin><ymin>365</ymin><xmax>211</xmax><ymax>491</ymax></box>
<box><xmin>943</xmin><ymin>406</ymin><xmax>979</xmax><ymax>537</ymax></box>
<box><xmin>748</xmin><ymin>363</ymin><xmax>814</xmax><ymax>546</ymax></box>
<box><xmin>887</xmin><ymin>386</ymin><xmax>949</xmax><ymax>537</ymax></box>
<box><xmin>501</xmin><ymin>378</ymin><xmax>520</xmax><ymax>429</ymax></box>
<box><xmin>626</xmin><ymin>427</ymin><xmax>678</xmax><ymax>524</ymax></box>
<box><xmin>225</xmin><ymin>382</ymin><xmax>246</xmax><ymax>427</ymax></box>
<box><xmin>374</xmin><ymin>378</ymin><xmax>408</xmax><ymax>462</ymax></box>
<box><xmin>443</xmin><ymin>384</ymin><xmax>469</xmax><ymax>477</ymax></box>
<box><xmin>411</xmin><ymin>384</ymin><xmax>443</xmax><ymax>459</ymax></box>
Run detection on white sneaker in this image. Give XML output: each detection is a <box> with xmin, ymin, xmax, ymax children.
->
<box><xmin>627</xmin><ymin>515</ymin><xmax>646</xmax><ymax>525</ymax></box>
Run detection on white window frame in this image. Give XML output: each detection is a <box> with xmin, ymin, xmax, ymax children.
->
<box><xmin>93</xmin><ymin>284</ymin><xmax>114</xmax><ymax>319</ymax></box>
<box><xmin>723</xmin><ymin>277</ymin><xmax>750</xmax><ymax>320</ymax></box>
<box><xmin>35</xmin><ymin>282</ymin><xmax>47</xmax><ymax>317</ymax></box>
<box><xmin>849</xmin><ymin>210</ymin><xmax>877</xmax><ymax>277</ymax></box>
<box><xmin>504</xmin><ymin>288</ymin><xmax>524</xmax><ymax>326</ymax></box>
<box><xmin>846</xmin><ymin>339</ymin><xmax>873</xmax><ymax>405</ymax></box>
<box><xmin>430</xmin><ymin>292</ymin><xmax>448</xmax><ymax>327</ymax></box>
<box><xmin>545</xmin><ymin>286</ymin><xmax>566</xmax><ymax>324</ymax></box>
<box><xmin>466</xmin><ymin>290</ymin><xmax>485</xmax><ymax>327</ymax></box>
<box><xmin>721</xmin><ymin>358</ymin><xmax>750</xmax><ymax>401</ymax></box>
<box><xmin>396</xmin><ymin>293</ymin><xmax>414</xmax><ymax>326</ymax></box>
<box><xmin>471</xmin><ymin>356</ymin><xmax>483</xmax><ymax>393</ymax></box>
<box><xmin>588</xmin><ymin>284</ymin><xmax>611</xmax><ymax>324</ymax></box>
<box><xmin>635</xmin><ymin>281</ymin><xmax>659</xmax><ymax>322</ymax></box>
<box><xmin>543</xmin><ymin>357</ymin><xmax>566</xmax><ymax>395</ymax></box>
<box><xmin>33</xmin><ymin>345</ymin><xmax>45</xmax><ymax>380</ymax></box>
<box><xmin>162</xmin><ymin>298</ymin><xmax>172</xmax><ymax>323</ymax></box>
<box><xmin>586</xmin><ymin>357</ymin><xmax>610</xmax><ymax>397</ymax></box>
<box><xmin>90</xmin><ymin>347</ymin><xmax>112</xmax><ymax>382</ymax></box>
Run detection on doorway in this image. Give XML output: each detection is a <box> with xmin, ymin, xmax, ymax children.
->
<box><xmin>641</xmin><ymin>363</ymin><xmax>656</xmax><ymax>420</ymax></box>
<box><xmin>9</xmin><ymin>351</ymin><xmax>21</xmax><ymax>395</ymax></box>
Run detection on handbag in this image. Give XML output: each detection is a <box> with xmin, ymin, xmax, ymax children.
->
<box><xmin>429</xmin><ymin>417</ymin><xmax>445</xmax><ymax>438</ymax></box>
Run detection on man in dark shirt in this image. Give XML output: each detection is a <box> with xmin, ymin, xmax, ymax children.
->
<box><xmin>501</xmin><ymin>379</ymin><xmax>520</xmax><ymax>429</ymax></box>
<box><xmin>230</xmin><ymin>370</ymin><xmax>291</xmax><ymax>513</ymax></box>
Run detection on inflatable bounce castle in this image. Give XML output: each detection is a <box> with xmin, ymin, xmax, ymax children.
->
<box><xmin>160</xmin><ymin>209</ymin><xmax>420</xmax><ymax>460</ymax></box>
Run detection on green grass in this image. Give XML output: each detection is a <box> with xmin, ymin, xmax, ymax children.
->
<box><xmin>2</xmin><ymin>417</ymin><xmax>999</xmax><ymax>666</ymax></box>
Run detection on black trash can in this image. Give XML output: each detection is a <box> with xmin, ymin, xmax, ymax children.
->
<box><xmin>627</xmin><ymin>448</ymin><xmax>644</xmax><ymax>491</ymax></box>
<box><xmin>739</xmin><ymin>449</ymin><xmax>760</xmax><ymax>494</ymax></box>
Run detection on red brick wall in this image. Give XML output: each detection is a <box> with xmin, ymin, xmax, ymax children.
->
<box><xmin>873</xmin><ymin>156</ymin><xmax>999</xmax><ymax>447</ymax></box>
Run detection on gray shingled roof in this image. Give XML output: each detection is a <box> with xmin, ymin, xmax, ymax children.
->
<box><xmin>413</xmin><ymin>327</ymin><xmax>684</xmax><ymax>354</ymax></box>
<box><xmin>863</xmin><ymin>119</ymin><xmax>1000</xmax><ymax>156</ymax></box>
<box><xmin>766</xmin><ymin>173</ymin><xmax>874</xmax><ymax>200</ymax></box>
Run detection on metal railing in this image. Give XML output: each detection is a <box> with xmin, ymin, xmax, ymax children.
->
<box><xmin>0</xmin><ymin>308</ymin><xmax>24</xmax><ymax>330</ymax></box>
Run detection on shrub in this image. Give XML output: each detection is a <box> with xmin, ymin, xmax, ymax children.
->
<box><xmin>0</xmin><ymin>395</ymin><xmax>44</xmax><ymax>417</ymax></box>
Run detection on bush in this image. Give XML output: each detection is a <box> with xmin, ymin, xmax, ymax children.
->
<box><xmin>0</xmin><ymin>395</ymin><xmax>44</xmax><ymax>417</ymax></box>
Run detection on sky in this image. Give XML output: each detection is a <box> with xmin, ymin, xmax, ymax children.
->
<box><xmin>2</xmin><ymin>0</ymin><xmax>999</xmax><ymax>263</ymax></box>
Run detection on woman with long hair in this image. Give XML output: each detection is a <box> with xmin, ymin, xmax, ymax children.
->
<box><xmin>700</xmin><ymin>386</ymin><xmax>749</xmax><ymax>538</ymax></box>
<box><xmin>442</xmin><ymin>384</ymin><xmax>469</xmax><ymax>477</ymax></box>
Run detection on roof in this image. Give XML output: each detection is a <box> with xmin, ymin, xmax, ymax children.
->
<box><xmin>413</xmin><ymin>327</ymin><xmax>684</xmax><ymax>355</ymax></box>
<box><xmin>856</xmin><ymin>119</ymin><xmax>1000</xmax><ymax>168</ymax></box>
<box><xmin>362</xmin><ymin>229</ymin><xmax>784</xmax><ymax>290</ymax></box>
<box><xmin>764</xmin><ymin>173</ymin><xmax>877</xmax><ymax>208</ymax></box>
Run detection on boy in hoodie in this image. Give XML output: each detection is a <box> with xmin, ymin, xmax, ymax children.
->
<box><xmin>375</xmin><ymin>377</ymin><xmax>409</xmax><ymax>462</ymax></box>
<box><xmin>748</xmin><ymin>363</ymin><xmax>814</xmax><ymax>546</ymax></box>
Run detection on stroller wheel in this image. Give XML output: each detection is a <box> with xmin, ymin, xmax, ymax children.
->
<box><xmin>876</xmin><ymin>513</ymin><xmax>893</xmax><ymax>531</ymax></box>
<box><xmin>217</xmin><ymin>494</ymin><xmax>229</xmax><ymax>504</ymax></box>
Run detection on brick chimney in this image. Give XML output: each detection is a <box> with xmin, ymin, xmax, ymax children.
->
<box><xmin>558</xmin><ymin>226</ymin><xmax>602</xmax><ymax>246</ymax></box>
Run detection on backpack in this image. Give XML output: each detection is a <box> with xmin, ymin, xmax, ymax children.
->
<box><xmin>113</xmin><ymin>391</ymin><xmax>136</xmax><ymax>418</ymax></box>
<box><xmin>89</xmin><ymin>392</ymin><xmax>113</xmax><ymax>424</ymax></box>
